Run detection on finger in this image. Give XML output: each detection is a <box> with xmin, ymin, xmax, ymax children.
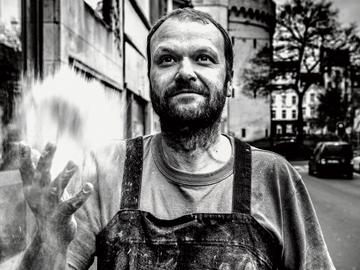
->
<box><xmin>36</xmin><ymin>143</ymin><xmax>56</xmax><ymax>171</ymax></box>
<box><xmin>49</xmin><ymin>161</ymin><xmax>78</xmax><ymax>199</ymax></box>
<box><xmin>57</xmin><ymin>183</ymin><xmax>93</xmax><ymax>217</ymax></box>
<box><xmin>19</xmin><ymin>144</ymin><xmax>35</xmax><ymax>187</ymax></box>
<box><xmin>36</xmin><ymin>143</ymin><xmax>56</xmax><ymax>186</ymax></box>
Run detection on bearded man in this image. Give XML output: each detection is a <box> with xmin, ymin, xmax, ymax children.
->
<box><xmin>18</xmin><ymin>8</ymin><xmax>334</xmax><ymax>270</ymax></box>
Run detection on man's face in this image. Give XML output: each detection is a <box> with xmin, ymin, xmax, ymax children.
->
<box><xmin>149</xmin><ymin>18</ymin><xmax>228</xmax><ymax>127</ymax></box>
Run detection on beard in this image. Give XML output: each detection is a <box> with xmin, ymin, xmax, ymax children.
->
<box><xmin>150</xmin><ymin>80</ymin><xmax>227</xmax><ymax>151</ymax></box>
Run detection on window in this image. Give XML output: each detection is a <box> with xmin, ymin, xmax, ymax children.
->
<box><xmin>126</xmin><ymin>92</ymin><xmax>147</xmax><ymax>138</ymax></box>
<box><xmin>0</xmin><ymin>0</ymin><xmax>22</xmax><ymax>124</ymax></box>
<box><xmin>271</xmin><ymin>110</ymin><xmax>276</xmax><ymax>119</ymax></box>
<box><xmin>292</xmin><ymin>95</ymin><xmax>296</xmax><ymax>105</ymax></box>
<box><xmin>0</xmin><ymin>0</ymin><xmax>26</xmax><ymax>260</ymax></box>
<box><xmin>84</xmin><ymin>0</ymin><xmax>112</xmax><ymax>24</ymax></box>
<box><xmin>286</xmin><ymin>124</ymin><xmax>293</xmax><ymax>134</ymax></box>
<box><xmin>84</xmin><ymin>0</ymin><xmax>99</xmax><ymax>9</ymax></box>
<box><xmin>292</xmin><ymin>110</ymin><xmax>296</xmax><ymax>119</ymax></box>
<box><xmin>281</xmin><ymin>95</ymin><xmax>286</xmax><ymax>106</ymax></box>
<box><xmin>241</xmin><ymin>128</ymin><xmax>246</xmax><ymax>138</ymax></box>
<box><xmin>173</xmin><ymin>0</ymin><xmax>193</xmax><ymax>9</ymax></box>
<box><xmin>253</xmin><ymin>39</ymin><xmax>257</xmax><ymax>49</ymax></box>
<box><xmin>302</xmin><ymin>107</ymin><xmax>306</xmax><ymax>116</ymax></box>
<box><xmin>265</xmin><ymin>129</ymin><xmax>269</xmax><ymax>137</ymax></box>
<box><xmin>150</xmin><ymin>0</ymin><xmax>167</xmax><ymax>24</ymax></box>
<box><xmin>282</xmin><ymin>110</ymin><xmax>286</xmax><ymax>119</ymax></box>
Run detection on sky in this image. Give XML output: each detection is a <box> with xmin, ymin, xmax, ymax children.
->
<box><xmin>274</xmin><ymin>0</ymin><xmax>360</xmax><ymax>28</ymax></box>
<box><xmin>332</xmin><ymin>0</ymin><xmax>360</xmax><ymax>27</ymax></box>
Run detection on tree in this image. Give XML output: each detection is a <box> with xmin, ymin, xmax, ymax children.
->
<box><xmin>242</xmin><ymin>46</ymin><xmax>274</xmax><ymax>99</ymax></box>
<box><xmin>242</xmin><ymin>0</ymin><xmax>342</xmax><ymax>143</ymax></box>
<box><xmin>329</xmin><ymin>23</ymin><xmax>360</xmax><ymax>66</ymax></box>
<box><xmin>274</xmin><ymin>0</ymin><xmax>340</xmax><ymax>143</ymax></box>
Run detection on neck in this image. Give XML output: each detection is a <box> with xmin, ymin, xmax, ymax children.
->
<box><xmin>160</xmin><ymin>120</ymin><xmax>231</xmax><ymax>173</ymax></box>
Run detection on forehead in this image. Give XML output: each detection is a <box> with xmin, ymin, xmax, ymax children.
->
<box><xmin>150</xmin><ymin>18</ymin><xmax>224</xmax><ymax>55</ymax></box>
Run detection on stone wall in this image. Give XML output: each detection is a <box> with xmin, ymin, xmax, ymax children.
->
<box><xmin>228</xmin><ymin>0</ymin><xmax>275</xmax><ymax>141</ymax></box>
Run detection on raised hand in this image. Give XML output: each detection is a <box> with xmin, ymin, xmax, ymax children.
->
<box><xmin>19</xmin><ymin>143</ymin><xmax>93</xmax><ymax>253</ymax></box>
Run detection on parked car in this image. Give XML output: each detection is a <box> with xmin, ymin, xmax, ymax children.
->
<box><xmin>353</xmin><ymin>155</ymin><xmax>360</xmax><ymax>172</ymax></box>
<box><xmin>308</xmin><ymin>141</ymin><xmax>353</xmax><ymax>179</ymax></box>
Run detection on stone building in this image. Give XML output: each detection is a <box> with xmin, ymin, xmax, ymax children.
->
<box><xmin>228</xmin><ymin>0</ymin><xmax>275</xmax><ymax>141</ymax></box>
<box><xmin>1</xmin><ymin>1</ymin><xmax>126</xmax><ymax>266</ymax></box>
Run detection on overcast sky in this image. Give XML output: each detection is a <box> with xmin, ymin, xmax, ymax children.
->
<box><xmin>274</xmin><ymin>0</ymin><xmax>360</xmax><ymax>27</ymax></box>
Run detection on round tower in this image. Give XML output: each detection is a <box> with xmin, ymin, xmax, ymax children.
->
<box><xmin>228</xmin><ymin>0</ymin><xmax>276</xmax><ymax>141</ymax></box>
<box><xmin>192</xmin><ymin>0</ymin><xmax>229</xmax><ymax>28</ymax></box>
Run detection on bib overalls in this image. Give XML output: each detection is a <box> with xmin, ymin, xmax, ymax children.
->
<box><xmin>96</xmin><ymin>137</ymin><xmax>281</xmax><ymax>269</ymax></box>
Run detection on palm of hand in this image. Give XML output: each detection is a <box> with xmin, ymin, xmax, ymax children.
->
<box><xmin>19</xmin><ymin>143</ymin><xmax>92</xmax><ymax>251</ymax></box>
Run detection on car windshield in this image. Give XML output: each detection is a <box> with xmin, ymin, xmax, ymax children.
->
<box><xmin>322</xmin><ymin>144</ymin><xmax>352</xmax><ymax>157</ymax></box>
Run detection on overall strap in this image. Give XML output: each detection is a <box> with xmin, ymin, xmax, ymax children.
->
<box><xmin>232</xmin><ymin>138</ymin><xmax>252</xmax><ymax>214</ymax></box>
<box><xmin>120</xmin><ymin>136</ymin><xmax>144</xmax><ymax>209</ymax></box>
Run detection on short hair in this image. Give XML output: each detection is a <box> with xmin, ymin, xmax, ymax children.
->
<box><xmin>146</xmin><ymin>8</ymin><xmax>233</xmax><ymax>83</ymax></box>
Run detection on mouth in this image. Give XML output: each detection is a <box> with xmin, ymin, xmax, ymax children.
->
<box><xmin>168</xmin><ymin>89</ymin><xmax>206</xmax><ymax>98</ymax></box>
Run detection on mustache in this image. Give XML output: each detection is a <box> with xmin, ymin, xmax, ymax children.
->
<box><xmin>164</xmin><ymin>82</ymin><xmax>209</xmax><ymax>99</ymax></box>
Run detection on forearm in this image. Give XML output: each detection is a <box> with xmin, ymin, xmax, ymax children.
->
<box><xmin>17</xmin><ymin>233</ymin><xmax>69</xmax><ymax>270</ymax></box>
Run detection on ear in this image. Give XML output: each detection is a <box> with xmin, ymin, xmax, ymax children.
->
<box><xmin>226</xmin><ymin>81</ymin><xmax>233</xmax><ymax>97</ymax></box>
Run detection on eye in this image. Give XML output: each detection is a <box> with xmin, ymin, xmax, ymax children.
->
<box><xmin>158</xmin><ymin>55</ymin><xmax>176</xmax><ymax>65</ymax></box>
<box><xmin>196</xmin><ymin>54</ymin><xmax>213</xmax><ymax>64</ymax></box>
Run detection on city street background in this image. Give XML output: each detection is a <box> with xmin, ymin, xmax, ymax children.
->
<box><xmin>293</xmin><ymin>161</ymin><xmax>360</xmax><ymax>270</ymax></box>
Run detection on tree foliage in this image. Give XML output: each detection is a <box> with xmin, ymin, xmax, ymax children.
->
<box><xmin>242</xmin><ymin>0</ymin><xmax>360</xmax><ymax>142</ymax></box>
<box><xmin>242</xmin><ymin>46</ymin><xmax>274</xmax><ymax>98</ymax></box>
<box><xmin>275</xmin><ymin>0</ymin><xmax>341</xmax><ymax>142</ymax></box>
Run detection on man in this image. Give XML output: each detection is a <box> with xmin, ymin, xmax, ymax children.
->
<box><xmin>18</xmin><ymin>8</ymin><xmax>335</xmax><ymax>270</ymax></box>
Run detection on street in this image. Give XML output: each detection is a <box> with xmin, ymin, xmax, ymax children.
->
<box><xmin>292</xmin><ymin>161</ymin><xmax>360</xmax><ymax>270</ymax></box>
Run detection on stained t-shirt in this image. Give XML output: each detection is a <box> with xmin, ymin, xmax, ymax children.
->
<box><xmin>67</xmin><ymin>133</ymin><xmax>335</xmax><ymax>270</ymax></box>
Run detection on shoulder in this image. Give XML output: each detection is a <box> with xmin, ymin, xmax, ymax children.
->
<box><xmin>87</xmin><ymin>134</ymin><xmax>155</xmax><ymax>185</ymax></box>
<box><xmin>91</xmin><ymin>134</ymin><xmax>154</xmax><ymax>161</ymax></box>
<box><xmin>250</xmin><ymin>146</ymin><xmax>303</xmax><ymax>196</ymax></box>
<box><xmin>251</xmin><ymin>146</ymin><xmax>300</xmax><ymax>176</ymax></box>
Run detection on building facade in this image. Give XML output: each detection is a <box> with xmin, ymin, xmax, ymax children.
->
<box><xmin>271</xmin><ymin>86</ymin><xmax>321</xmax><ymax>137</ymax></box>
<box><xmin>271</xmin><ymin>48</ymin><xmax>356</xmax><ymax>138</ymax></box>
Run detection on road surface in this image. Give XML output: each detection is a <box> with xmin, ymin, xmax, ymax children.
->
<box><xmin>292</xmin><ymin>161</ymin><xmax>360</xmax><ymax>270</ymax></box>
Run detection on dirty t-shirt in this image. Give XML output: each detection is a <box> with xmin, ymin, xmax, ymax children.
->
<box><xmin>67</xmin><ymin>133</ymin><xmax>335</xmax><ymax>270</ymax></box>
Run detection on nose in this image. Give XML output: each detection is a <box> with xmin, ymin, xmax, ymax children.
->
<box><xmin>175</xmin><ymin>58</ymin><xmax>197</xmax><ymax>82</ymax></box>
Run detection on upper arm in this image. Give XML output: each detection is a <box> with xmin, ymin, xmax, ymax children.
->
<box><xmin>280</xmin><ymin>167</ymin><xmax>335</xmax><ymax>269</ymax></box>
